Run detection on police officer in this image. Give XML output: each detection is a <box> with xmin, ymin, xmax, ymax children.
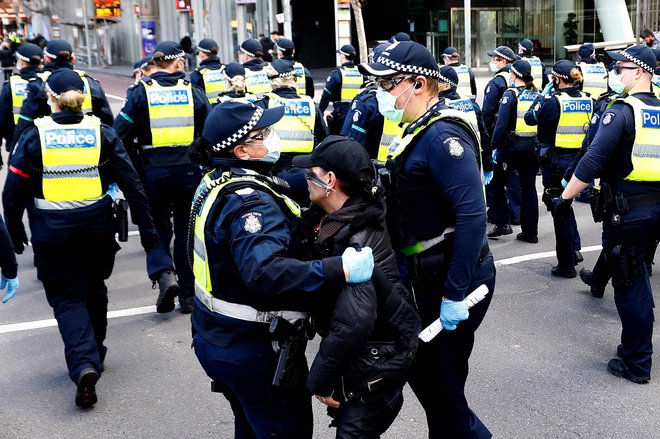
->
<box><xmin>319</xmin><ymin>44</ymin><xmax>364</xmax><ymax>135</ymax></box>
<box><xmin>2</xmin><ymin>69</ymin><xmax>158</xmax><ymax>407</ymax></box>
<box><xmin>257</xmin><ymin>59</ymin><xmax>326</xmax><ymax>204</ymax></box>
<box><xmin>275</xmin><ymin>38</ymin><xmax>314</xmax><ymax>98</ymax></box>
<box><xmin>190</xmin><ymin>38</ymin><xmax>225</xmax><ymax>106</ymax></box>
<box><xmin>0</xmin><ymin>215</ymin><xmax>18</xmax><ymax>304</ymax></box>
<box><xmin>488</xmin><ymin>59</ymin><xmax>540</xmax><ymax>242</ymax></box>
<box><xmin>518</xmin><ymin>38</ymin><xmax>548</xmax><ymax>90</ymax></box>
<box><xmin>239</xmin><ymin>38</ymin><xmax>271</xmax><ymax>99</ymax></box>
<box><xmin>0</xmin><ymin>43</ymin><xmax>42</xmax><ymax>155</ymax></box>
<box><xmin>132</xmin><ymin>56</ymin><xmax>156</xmax><ymax>82</ymax></box>
<box><xmin>114</xmin><ymin>41</ymin><xmax>211</xmax><ymax>314</ymax></box>
<box><xmin>438</xmin><ymin>65</ymin><xmax>492</xmax><ymax>182</ymax></box>
<box><xmin>216</xmin><ymin>62</ymin><xmax>255</xmax><ymax>103</ymax></box>
<box><xmin>189</xmin><ymin>100</ymin><xmax>375</xmax><ymax>438</ymax></box>
<box><xmin>558</xmin><ymin>45</ymin><xmax>660</xmax><ymax>384</ymax></box>
<box><xmin>359</xmin><ymin>40</ymin><xmax>495</xmax><ymax>438</ymax></box>
<box><xmin>525</xmin><ymin>60</ymin><xmax>590</xmax><ymax>277</ymax></box>
<box><xmin>576</xmin><ymin>42</ymin><xmax>608</xmax><ymax>101</ymax></box>
<box><xmin>441</xmin><ymin>46</ymin><xmax>477</xmax><ymax>99</ymax></box>
<box><xmin>12</xmin><ymin>40</ymin><xmax>114</xmax><ymax>148</ymax></box>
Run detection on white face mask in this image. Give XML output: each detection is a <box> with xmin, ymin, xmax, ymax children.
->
<box><xmin>259</xmin><ymin>130</ymin><xmax>281</xmax><ymax>163</ymax></box>
<box><xmin>489</xmin><ymin>61</ymin><xmax>500</xmax><ymax>73</ymax></box>
<box><xmin>376</xmin><ymin>82</ymin><xmax>414</xmax><ymax>123</ymax></box>
<box><xmin>608</xmin><ymin>69</ymin><xmax>638</xmax><ymax>94</ymax></box>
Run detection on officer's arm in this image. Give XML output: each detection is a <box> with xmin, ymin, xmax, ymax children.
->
<box><xmin>307</xmin><ymin>281</ymin><xmax>377</xmax><ymax>396</ymax></box>
<box><xmin>314</xmin><ymin>108</ymin><xmax>328</xmax><ymax>143</ymax></box>
<box><xmin>481</xmin><ymin>78</ymin><xmax>504</xmax><ymax>134</ymax></box>
<box><xmin>339</xmin><ymin>97</ymin><xmax>368</xmax><ymax>145</ymax></box>
<box><xmin>541</xmin><ymin>63</ymin><xmax>549</xmax><ymax>89</ymax></box>
<box><xmin>490</xmin><ymin>90</ymin><xmax>514</xmax><ymax>150</ymax></box>
<box><xmin>472</xmin><ymin>101</ymin><xmax>492</xmax><ymax>172</ymax></box>
<box><xmin>3</xmin><ymin>131</ymin><xmax>36</xmax><ymax>247</ymax></box>
<box><xmin>192</xmin><ymin>86</ymin><xmax>212</xmax><ymax>138</ymax></box>
<box><xmin>523</xmin><ymin>95</ymin><xmax>544</xmax><ymax>126</ymax></box>
<box><xmin>0</xmin><ymin>215</ymin><xmax>17</xmax><ymax>280</ymax></box>
<box><xmin>225</xmin><ymin>195</ymin><xmax>345</xmax><ymax>296</ymax></box>
<box><xmin>318</xmin><ymin>71</ymin><xmax>338</xmax><ymax>113</ymax></box>
<box><xmin>469</xmin><ymin>68</ymin><xmax>478</xmax><ymax>98</ymax></box>
<box><xmin>0</xmin><ymin>83</ymin><xmax>14</xmax><ymax>146</ymax></box>
<box><xmin>113</xmin><ymin>86</ymin><xmax>140</xmax><ymax>151</ymax></box>
<box><xmin>428</xmin><ymin>129</ymin><xmax>487</xmax><ymax>301</ymax></box>
<box><xmin>88</xmin><ymin>78</ymin><xmax>114</xmax><ymax>125</ymax></box>
<box><xmin>304</xmin><ymin>68</ymin><xmax>315</xmax><ymax>99</ymax></box>
<box><xmin>189</xmin><ymin>70</ymin><xmax>204</xmax><ymax>90</ymax></box>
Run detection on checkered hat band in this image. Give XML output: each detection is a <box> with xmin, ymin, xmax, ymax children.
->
<box><xmin>44</xmin><ymin>82</ymin><xmax>60</xmax><ymax>99</ymax></box>
<box><xmin>275</xmin><ymin>71</ymin><xmax>296</xmax><ymax>79</ymax></box>
<box><xmin>618</xmin><ymin>50</ymin><xmax>654</xmax><ymax>74</ymax></box>
<box><xmin>15</xmin><ymin>52</ymin><xmax>30</xmax><ymax>62</ymax></box>
<box><xmin>241</xmin><ymin>47</ymin><xmax>255</xmax><ymax>57</ymax></box>
<box><xmin>376</xmin><ymin>55</ymin><xmax>440</xmax><ymax>79</ymax></box>
<box><xmin>438</xmin><ymin>73</ymin><xmax>456</xmax><ymax>87</ymax></box>
<box><xmin>138</xmin><ymin>61</ymin><xmax>149</xmax><ymax>69</ymax></box>
<box><xmin>44</xmin><ymin>48</ymin><xmax>69</xmax><ymax>59</ymax></box>
<box><xmin>212</xmin><ymin>107</ymin><xmax>264</xmax><ymax>153</ymax></box>
<box><xmin>163</xmin><ymin>51</ymin><xmax>185</xmax><ymax>60</ymax></box>
<box><xmin>551</xmin><ymin>70</ymin><xmax>568</xmax><ymax>79</ymax></box>
<box><xmin>198</xmin><ymin>47</ymin><xmax>212</xmax><ymax>54</ymax></box>
<box><xmin>494</xmin><ymin>50</ymin><xmax>513</xmax><ymax>61</ymax></box>
<box><xmin>511</xmin><ymin>66</ymin><xmax>523</xmax><ymax>77</ymax></box>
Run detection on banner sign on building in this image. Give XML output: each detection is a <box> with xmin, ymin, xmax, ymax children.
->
<box><xmin>95</xmin><ymin>0</ymin><xmax>122</xmax><ymax>18</ymax></box>
<box><xmin>141</xmin><ymin>20</ymin><xmax>157</xmax><ymax>57</ymax></box>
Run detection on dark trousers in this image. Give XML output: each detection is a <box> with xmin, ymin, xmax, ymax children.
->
<box><xmin>33</xmin><ymin>238</ymin><xmax>119</xmax><ymax>383</ymax></box>
<box><xmin>407</xmin><ymin>254</ymin><xmax>496</xmax><ymax>439</ymax></box>
<box><xmin>193</xmin><ymin>334</ymin><xmax>313</xmax><ymax>439</ymax></box>
<box><xmin>144</xmin><ymin>165</ymin><xmax>201</xmax><ymax>288</ymax></box>
<box><xmin>591</xmin><ymin>241</ymin><xmax>658</xmax><ymax>289</ymax></box>
<box><xmin>486</xmin><ymin>171</ymin><xmax>521</xmax><ymax>223</ymax></box>
<box><xmin>542</xmin><ymin>149</ymin><xmax>581</xmax><ymax>269</ymax></box>
<box><xmin>328</xmin><ymin>387</ymin><xmax>404</xmax><ymax>439</ymax></box>
<box><xmin>491</xmin><ymin>145</ymin><xmax>540</xmax><ymax>236</ymax></box>
<box><xmin>602</xmin><ymin>202</ymin><xmax>660</xmax><ymax>377</ymax></box>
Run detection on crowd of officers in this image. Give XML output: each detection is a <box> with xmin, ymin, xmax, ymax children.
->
<box><xmin>0</xmin><ymin>28</ymin><xmax>657</xmax><ymax>439</ymax></box>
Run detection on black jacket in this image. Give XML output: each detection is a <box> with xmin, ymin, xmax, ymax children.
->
<box><xmin>306</xmin><ymin>195</ymin><xmax>420</xmax><ymax>402</ymax></box>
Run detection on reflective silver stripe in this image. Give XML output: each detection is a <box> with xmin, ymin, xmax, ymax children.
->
<box><xmin>193</xmin><ymin>235</ymin><xmax>206</xmax><ymax>261</ymax></box>
<box><xmin>150</xmin><ymin>116</ymin><xmax>194</xmax><ymax>129</ymax></box>
<box><xmin>13</xmin><ymin>105</ymin><xmax>21</xmax><ymax>113</ymax></box>
<box><xmin>556</xmin><ymin>126</ymin><xmax>586</xmax><ymax>134</ymax></box>
<box><xmin>343</xmin><ymin>83</ymin><xmax>362</xmax><ymax>89</ymax></box>
<box><xmin>633</xmin><ymin>143</ymin><xmax>660</xmax><ymax>159</ymax></box>
<box><xmin>583</xmin><ymin>81</ymin><xmax>606</xmax><ymax>88</ymax></box>
<box><xmin>380</xmin><ymin>133</ymin><xmax>397</xmax><ymax>147</ymax></box>
<box><xmin>43</xmin><ymin>164</ymin><xmax>99</xmax><ymax>172</ymax></box>
<box><xmin>141</xmin><ymin>144</ymin><xmax>188</xmax><ymax>150</ymax></box>
<box><xmin>514</xmin><ymin>131</ymin><xmax>536</xmax><ymax>137</ymax></box>
<box><xmin>34</xmin><ymin>194</ymin><xmax>107</xmax><ymax>210</ymax></box>
<box><xmin>43</xmin><ymin>170</ymin><xmax>100</xmax><ymax>180</ymax></box>
<box><xmin>277</xmin><ymin>129</ymin><xmax>314</xmax><ymax>142</ymax></box>
<box><xmin>193</xmin><ymin>286</ymin><xmax>308</xmax><ymax>324</ymax></box>
<box><xmin>516</xmin><ymin>110</ymin><xmax>528</xmax><ymax>118</ymax></box>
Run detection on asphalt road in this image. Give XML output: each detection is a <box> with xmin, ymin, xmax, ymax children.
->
<box><xmin>0</xmin><ymin>71</ymin><xmax>659</xmax><ymax>439</ymax></box>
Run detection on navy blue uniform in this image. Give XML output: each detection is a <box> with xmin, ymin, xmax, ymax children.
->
<box><xmin>573</xmin><ymin>92</ymin><xmax>660</xmax><ymax>378</ymax></box>
<box><xmin>0</xmin><ymin>215</ymin><xmax>17</xmax><ymax>280</ymax></box>
<box><xmin>3</xmin><ymin>111</ymin><xmax>156</xmax><ymax>384</ymax></box>
<box><xmin>520</xmin><ymin>54</ymin><xmax>549</xmax><ymax>89</ymax></box>
<box><xmin>340</xmin><ymin>82</ymin><xmax>384</xmax><ymax>159</ymax></box>
<box><xmin>525</xmin><ymin>87</ymin><xmax>584</xmax><ymax>269</ymax></box>
<box><xmin>192</xmin><ymin>163</ymin><xmax>346</xmax><ymax>439</ymax></box>
<box><xmin>447</xmin><ymin>61</ymin><xmax>478</xmax><ymax>98</ymax></box>
<box><xmin>490</xmin><ymin>86</ymin><xmax>540</xmax><ymax>237</ymax></box>
<box><xmin>385</xmin><ymin>102</ymin><xmax>495</xmax><ymax>438</ymax></box>
<box><xmin>114</xmin><ymin>71</ymin><xmax>211</xmax><ymax>292</ymax></box>
<box><xmin>189</xmin><ymin>56</ymin><xmax>224</xmax><ymax>92</ymax></box>
<box><xmin>12</xmin><ymin>62</ymin><xmax>114</xmax><ymax>148</ymax></box>
<box><xmin>0</xmin><ymin>66</ymin><xmax>40</xmax><ymax>154</ymax></box>
<box><xmin>319</xmin><ymin>62</ymin><xmax>360</xmax><ymax>134</ymax></box>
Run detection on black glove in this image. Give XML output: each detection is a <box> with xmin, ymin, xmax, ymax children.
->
<box><xmin>542</xmin><ymin>187</ymin><xmax>562</xmax><ymax>211</ymax></box>
<box><xmin>139</xmin><ymin>227</ymin><xmax>159</xmax><ymax>252</ymax></box>
<box><xmin>7</xmin><ymin>221</ymin><xmax>28</xmax><ymax>255</ymax></box>
<box><xmin>189</xmin><ymin>136</ymin><xmax>210</xmax><ymax>165</ymax></box>
<box><xmin>550</xmin><ymin>196</ymin><xmax>572</xmax><ymax>221</ymax></box>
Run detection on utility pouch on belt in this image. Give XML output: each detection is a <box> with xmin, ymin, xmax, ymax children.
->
<box><xmin>270</xmin><ymin>317</ymin><xmax>314</xmax><ymax>388</ymax></box>
<box><xmin>542</xmin><ymin>187</ymin><xmax>562</xmax><ymax>211</ymax></box>
<box><xmin>607</xmin><ymin>244</ymin><xmax>634</xmax><ymax>289</ymax></box>
<box><xmin>412</xmin><ymin>234</ymin><xmax>454</xmax><ymax>286</ymax></box>
<box><xmin>589</xmin><ymin>185</ymin><xmax>605</xmax><ymax>223</ymax></box>
<box><xmin>113</xmin><ymin>199</ymin><xmax>129</xmax><ymax>242</ymax></box>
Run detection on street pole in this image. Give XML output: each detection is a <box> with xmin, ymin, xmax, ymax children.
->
<box><xmin>82</xmin><ymin>0</ymin><xmax>92</xmax><ymax>67</ymax></box>
<box><xmin>236</xmin><ymin>4</ymin><xmax>246</xmax><ymax>43</ymax></box>
<box><xmin>268</xmin><ymin>0</ymin><xmax>275</xmax><ymax>33</ymax></box>
<box><xmin>282</xmin><ymin>0</ymin><xmax>292</xmax><ymax>40</ymax></box>
<box><xmin>464</xmin><ymin>0</ymin><xmax>471</xmax><ymax>68</ymax></box>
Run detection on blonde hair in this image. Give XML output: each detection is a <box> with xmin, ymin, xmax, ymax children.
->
<box><xmin>567</xmin><ymin>68</ymin><xmax>583</xmax><ymax>83</ymax></box>
<box><xmin>228</xmin><ymin>75</ymin><xmax>247</xmax><ymax>94</ymax></box>
<box><xmin>57</xmin><ymin>90</ymin><xmax>85</xmax><ymax>112</ymax></box>
<box><xmin>264</xmin><ymin>65</ymin><xmax>296</xmax><ymax>88</ymax></box>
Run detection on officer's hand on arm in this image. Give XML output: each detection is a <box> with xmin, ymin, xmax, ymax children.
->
<box><xmin>440</xmin><ymin>297</ymin><xmax>469</xmax><ymax>331</ymax></box>
<box><xmin>7</xmin><ymin>222</ymin><xmax>28</xmax><ymax>255</ymax></box>
<box><xmin>341</xmin><ymin>246</ymin><xmax>374</xmax><ymax>283</ymax></box>
<box><xmin>1</xmin><ymin>276</ymin><xmax>19</xmax><ymax>303</ymax></box>
<box><xmin>315</xmin><ymin>394</ymin><xmax>341</xmax><ymax>408</ymax></box>
<box><xmin>541</xmin><ymin>82</ymin><xmax>554</xmax><ymax>96</ymax></box>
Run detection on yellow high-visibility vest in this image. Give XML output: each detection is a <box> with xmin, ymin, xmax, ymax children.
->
<box><xmin>9</xmin><ymin>75</ymin><xmax>28</xmax><ymax>124</ymax></box>
<box><xmin>40</xmin><ymin>70</ymin><xmax>93</xmax><ymax>114</ymax></box>
<box><xmin>377</xmin><ymin>118</ymin><xmax>403</xmax><ymax>163</ymax></box>
<box><xmin>524</xmin><ymin>56</ymin><xmax>544</xmax><ymax>90</ymax></box>
<box><xmin>577</xmin><ymin>62</ymin><xmax>608</xmax><ymax>100</ymax></box>
<box><xmin>144</xmin><ymin>78</ymin><xmax>194</xmax><ymax>148</ymax></box>
<box><xmin>340</xmin><ymin>66</ymin><xmax>363</xmax><ymax>102</ymax></box>
<box><xmin>192</xmin><ymin>171</ymin><xmax>300</xmax><ymax>305</ymax></box>
<box><xmin>35</xmin><ymin>114</ymin><xmax>103</xmax><ymax>208</ymax></box>
<box><xmin>199</xmin><ymin>66</ymin><xmax>227</xmax><ymax>104</ymax></box>
<box><xmin>507</xmin><ymin>87</ymin><xmax>539</xmax><ymax>137</ymax></box>
<box><xmin>292</xmin><ymin>62</ymin><xmax>309</xmax><ymax>96</ymax></box>
<box><xmin>555</xmin><ymin>92</ymin><xmax>592</xmax><ymax>149</ymax></box>
<box><xmin>265</xmin><ymin>92</ymin><xmax>315</xmax><ymax>153</ymax></box>
<box><xmin>450</xmin><ymin>64</ymin><xmax>474</xmax><ymax>99</ymax></box>
<box><xmin>652</xmin><ymin>75</ymin><xmax>660</xmax><ymax>99</ymax></box>
<box><xmin>244</xmin><ymin>67</ymin><xmax>272</xmax><ymax>99</ymax></box>
<box><xmin>444</xmin><ymin>96</ymin><xmax>479</xmax><ymax>131</ymax></box>
<box><xmin>608</xmin><ymin>95</ymin><xmax>660</xmax><ymax>182</ymax></box>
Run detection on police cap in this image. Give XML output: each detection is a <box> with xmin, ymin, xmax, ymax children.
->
<box><xmin>607</xmin><ymin>45</ymin><xmax>656</xmax><ymax>74</ymax></box>
<box><xmin>202</xmin><ymin>101</ymin><xmax>284</xmax><ymax>155</ymax></box>
<box><xmin>292</xmin><ymin>135</ymin><xmax>374</xmax><ymax>184</ymax></box>
<box><xmin>519</xmin><ymin>39</ymin><xmax>534</xmax><ymax>52</ymax></box>
<box><xmin>44</xmin><ymin>40</ymin><xmax>73</xmax><ymax>61</ymax></box>
<box><xmin>152</xmin><ymin>41</ymin><xmax>185</xmax><ymax>62</ymax></box>
<box><xmin>337</xmin><ymin>44</ymin><xmax>357</xmax><ymax>58</ymax></box>
<box><xmin>15</xmin><ymin>43</ymin><xmax>42</xmax><ymax>63</ymax></box>
<box><xmin>276</xmin><ymin>38</ymin><xmax>295</xmax><ymax>52</ymax></box>
<box><xmin>268</xmin><ymin>59</ymin><xmax>296</xmax><ymax>78</ymax></box>
<box><xmin>551</xmin><ymin>59</ymin><xmax>576</xmax><ymax>79</ymax></box>
<box><xmin>224</xmin><ymin>62</ymin><xmax>246</xmax><ymax>78</ymax></box>
<box><xmin>441</xmin><ymin>47</ymin><xmax>459</xmax><ymax>58</ymax></box>
<box><xmin>240</xmin><ymin>39</ymin><xmax>263</xmax><ymax>57</ymax></box>
<box><xmin>45</xmin><ymin>69</ymin><xmax>84</xmax><ymax>98</ymax></box>
<box><xmin>487</xmin><ymin>46</ymin><xmax>515</xmax><ymax>62</ymax></box>
<box><xmin>578</xmin><ymin>43</ymin><xmax>595</xmax><ymax>58</ymax></box>
<box><xmin>389</xmin><ymin>32</ymin><xmax>411</xmax><ymax>43</ymax></box>
<box><xmin>197</xmin><ymin>38</ymin><xmax>219</xmax><ymax>54</ymax></box>
<box><xmin>438</xmin><ymin>66</ymin><xmax>458</xmax><ymax>88</ymax></box>
<box><xmin>510</xmin><ymin>59</ymin><xmax>532</xmax><ymax>78</ymax></box>
<box><xmin>359</xmin><ymin>41</ymin><xmax>440</xmax><ymax>79</ymax></box>
<box><xmin>133</xmin><ymin>56</ymin><xmax>154</xmax><ymax>71</ymax></box>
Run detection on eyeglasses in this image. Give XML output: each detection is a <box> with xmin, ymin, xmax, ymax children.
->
<box><xmin>377</xmin><ymin>75</ymin><xmax>414</xmax><ymax>92</ymax></box>
<box><xmin>243</xmin><ymin>126</ymin><xmax>272</xmax><ymax>145</ymax></box>
<box><xmin>611</xmin><ymin>64</ymin><xmax>640</xmax><ymax>75</ymax></box>
<box><xmin>304</xmin><ymin>170</ymin><xmax>335</xmax><ymax>192</ymax></box>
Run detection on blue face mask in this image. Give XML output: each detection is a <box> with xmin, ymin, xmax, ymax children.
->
<box><xmin>375</xmin><ymin>82</ymin><xmax>414</xmax><ymax>123</ymax></box>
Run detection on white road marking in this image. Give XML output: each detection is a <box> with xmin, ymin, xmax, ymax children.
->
<box><xmin>495</xmin><ymin>245</ymin><xmax>603</xmax><ymax>266</ymax></box>
<box><xmin>106</xmin><ymin>93</ymin><xmax>125</xmax><ymax>101</ymax></box>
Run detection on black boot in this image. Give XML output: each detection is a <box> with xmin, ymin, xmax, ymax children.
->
<box><xmin>579</xmin><ymin>268</ymin><xmax>605</xmax><ymax>298</ymax></box>
<box><xmin>487</xmin><ymin>224</ymin><xmax>513</xmax><ymax>239</ymax></box>
<box><xmin>75</xmin><ymin>368</ymin><xmax>99</xmax><ymax>408</ymax></box>
<box><xmin>155</xmin><ymin>271</ymin><xmax>180</xmax><ymax>313</ymax></box>
<box><xmin>179</xmin><ymin>288</ymin><xmax>194</xmax><ymax>314</ymax></box>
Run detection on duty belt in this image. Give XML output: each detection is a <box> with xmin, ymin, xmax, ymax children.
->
<box><xmin>400</xmin><ymin>227</ymin><xmax>455</xmax><ymax>257</ymax></box>
<box><xmin>613</xmin><ymin>191</ymin><xmax>660</xmax><ymax>211</ymax></box>
<box><xmin>196</xmin><ymin>291</ymin><xmax>308</xmax><ymax>324</ymax></box>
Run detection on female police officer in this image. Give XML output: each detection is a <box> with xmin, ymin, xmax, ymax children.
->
<box><xmin>189</xmin><ymin>101</ymin><xmax>374</xmax><ymax>438</ymax></box>
<box><xmin>359</xmin><ymin>40</ymin><xmax>496</xmax><ymax>439</ymax></box>
<box><xmin>524</xmin><ymin>60</ymin><xmax>591</xmax><ymax>277</ymax></box>
<box><xmin>2</xmin><ymin>68</ymin><xmax>158</xmax><ymax>408</ymax></box>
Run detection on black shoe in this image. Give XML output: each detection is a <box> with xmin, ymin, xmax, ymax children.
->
<box><xmin>607</xmin><ymin>358</ymin><xmax>650</xmax><ymax>384</ymax></box>
<box><xmin>579</xmin><ymin>268</ymin><xmax>605</xmax><ymax>298</ymax></box>
<box><xmin>487</xmin><ymin>225</ymin><xmax>513</xmax><ymax>239</ymax></box>
<box><xmin>551</xmin><ymin>265</ymin><xmax>577</xmax><ymax>278</ymax></box>
<box><xmin>156</xmin><ymin>271</ymin><xmax>180</xmax><ymax>313</ymax></box>
<box><xmin>511</xmin><ymin>218</ymin><xmax>521</xmax><ymax>226</ymax></box>
<box><xmin>75</xmin><ymin>368</ymin><xmax>99</xmax><ymax>408</ymax></box>
<box><xmin>574</xmin><ymin>251</ymin><xmax>584</xmax><ymax>264</ymax></box>
<box><xmin>616</xmin><ymin>344</ymin><xmax>624</xmax><ymax>358</ymax></box>
<box><xmin>516</xmin><ymin>232</ymin><xmax>538</xmax><ymax>243</ymax></box>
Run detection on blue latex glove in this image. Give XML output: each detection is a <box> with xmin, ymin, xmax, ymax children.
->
<box><xmin>561</xmin><ymin>178</ymin><xmax>568</xmax><ymax>189</ymax></box>
<box><xmin>483</xmin><ymin>171</ymin><xmax>494</xmax><ymax>185</ymax></box>
<box><xmin>341</xmin><ymin>246</ymin><xmax>374</xmax><ymax>283</ymax></box>
<box><xmin>440</xmin><ymin>298</ymin><xmax>469</xmax><ymax>331</ymax></box>
<box><xmin>1</xmin><ymin>276</ymin><xmax>19</xmax><ymax>303</ymax></box>
<box><xmin>106</xmin><ymin>182</ymin><xmax>120</xmax><ymax>200</ymax></box>
<box><xmin>541</xmin><ymin>82</ymin><xmax>554</xmax><ymax>96</ymax></box>
<box><xmin>491</xmin><ymin>149</ymin><xmax>498</xmax><ymax>165</ymax></box>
